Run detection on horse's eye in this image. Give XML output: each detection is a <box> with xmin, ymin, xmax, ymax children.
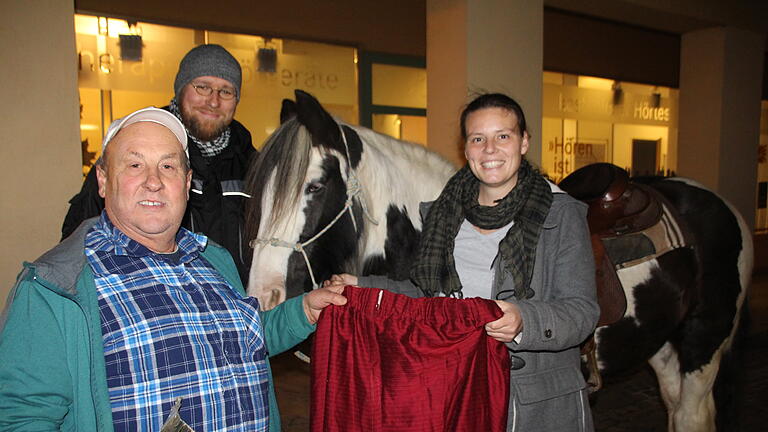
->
<box><xmin>307</xmin><ymin>182</ymin><xmax>324</xmax><ymax>193</ymax></box>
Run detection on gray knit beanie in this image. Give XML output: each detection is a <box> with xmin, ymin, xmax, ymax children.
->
<box><xmin>174</xmin><ymin>44</ymin><xmax>242</xmax><ymax>100</ymax></box>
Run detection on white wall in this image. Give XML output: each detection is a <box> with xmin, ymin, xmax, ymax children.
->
<box><xmin>0</xmin><ymin>1</ymin><xmax>81</xmax><ymax>310</ymax></box>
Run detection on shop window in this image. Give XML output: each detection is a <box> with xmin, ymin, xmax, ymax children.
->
<box><xmin>359</xmin><ymin>52</ymin><xmax>426</xmax><ymax>145</ymax></box>
<box><xmin>542</xmin><ymin>72</ymin><xmax>675</xmax><ymax>182</ymax></box>
<box><xmin>372</xmin><ymin>114</ymin><xmax>427</xmax><ymax>146</ymax></box>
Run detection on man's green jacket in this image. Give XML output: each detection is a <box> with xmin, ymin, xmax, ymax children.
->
<box><xmin>0</xmin><ymin>218</ymin><xmax>313</xmax><ymax>431</ymax></box>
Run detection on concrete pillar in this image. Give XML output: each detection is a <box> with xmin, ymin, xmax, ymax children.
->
<box><xmin>427</xmin><ymin>0</ymin><xmax>543</xmax><ymax>167</ymax></box>
<box><xmin>678</xmin><ymin>27</ymin><xmax>764</xmax><ymax>229</ymax></box>
<box><xmin>0</xmin><ymin>1</ymin><xmax>81</xmax><ymax>310</ymax></box>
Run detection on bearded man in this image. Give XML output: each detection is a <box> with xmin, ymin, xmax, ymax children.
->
<box><xmin>62</xmin><ymin>44</ymin><xmax>255</xmax><ymax>282</ymax></box>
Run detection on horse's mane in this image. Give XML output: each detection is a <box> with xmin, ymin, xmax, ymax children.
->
<box><xmin>349</xmin><ymin>124</ymin><xmax>454</xmax><ymax>170</ymax></box>
<box><xmin>347</xmin><ymin>125</ymin><xmax>457</xmax><ymax>216</ymax></box>
<box><xmin>244</xmin><ymin>118</ymin><xmax>312</xmax><ymax>243</ymax></box>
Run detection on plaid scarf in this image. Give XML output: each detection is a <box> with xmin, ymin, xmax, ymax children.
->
<box><xmin>411</xmin><ymin>159</ymin><xmax>553</xmax><ymax>299</ymax></box>
<box><xmin>169</xmin><ymin>98</ymin><xmax>231</xmax><ymax>157</ymax></box>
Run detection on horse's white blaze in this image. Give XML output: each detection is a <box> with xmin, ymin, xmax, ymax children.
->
<box><xmin>247</xmin><ymin>156</ymin><xmax>322</xmax><ymax>309</ymax></box>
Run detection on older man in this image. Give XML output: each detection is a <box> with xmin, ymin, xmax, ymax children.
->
<box><xmin>62</xmin><ymin>44</ymin><xmax>255</xmax><ymax>283</ymax></box>
<box><xmin>0</xmin><ymin>107</ymin><xmax>346</xmax><ymax>431</ymax></box>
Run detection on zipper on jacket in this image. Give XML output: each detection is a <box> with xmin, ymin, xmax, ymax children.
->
<box><xmin>511</xmin><ymin>395</ymin><xmax>517</xmax><ymax>431</ymax></box>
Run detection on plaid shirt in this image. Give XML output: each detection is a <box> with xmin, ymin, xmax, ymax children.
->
<box><xmin>86</xmin><ymin>213</ymin><xmax>269</xmax><ymax>432</ymax></box>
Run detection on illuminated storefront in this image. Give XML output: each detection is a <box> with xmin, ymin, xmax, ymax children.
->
<box><xmin>74</xmin><ymin>14</ymin><xmax>358</xmax><ymax>172</ymax></box>
<box><xmin>541</xmin><ymin>72</ymin><xmax>677</xmax><ymax>184</ymax></box>
<box><xmin>73</xmin><ymin>14</ymin><xmax>766</xmax><ymax>231</ymax></box>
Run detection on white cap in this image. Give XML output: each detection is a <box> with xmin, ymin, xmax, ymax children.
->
<box><xmin>102</xmin><ymin>107</ymin><xmax>188</xmax><ymax>155</ymax></box>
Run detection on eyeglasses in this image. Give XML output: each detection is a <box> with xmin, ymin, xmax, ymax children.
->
<box><xmin>190</xmin><ymin>83</ymin><xmax>237</xmax><ymax>100</ymax></box>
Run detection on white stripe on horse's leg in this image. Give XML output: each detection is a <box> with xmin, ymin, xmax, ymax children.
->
<box><xmin>649</xmin><ymin>342</ymin><xmax>682</xmax><ymax>432</ymax></box>
<box><xmin>673</xmin><ymin>349</ymin><xmax>722</xmax><ymax>432</ymax></box>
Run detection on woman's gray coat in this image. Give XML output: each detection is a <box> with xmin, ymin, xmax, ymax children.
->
<box><xmin>359</xmin><ymin>189</ymin><xmax>599</xmax><ymax>432</ymax></box>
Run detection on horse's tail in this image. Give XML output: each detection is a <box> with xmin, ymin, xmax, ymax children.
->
<box><xmin>713</xmin><ymin>297</ymin><xmax>750</xmax><ymax>431</ymax></box>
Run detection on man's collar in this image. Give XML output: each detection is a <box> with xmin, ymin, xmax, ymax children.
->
<box><xmin>93</xmin><ymin>212</ymin><xmax>208</xmax><ymax>264</ymax></box>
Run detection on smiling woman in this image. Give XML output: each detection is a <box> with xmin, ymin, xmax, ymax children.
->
<box><xmin>463</xmin><ymin>106</ymin><xmax>530</xmax><ymax>206</ymax></box>
<box><xmin>327</xmin><ymin>93</ymin><xmax>600</xmax><ymax>431</ymax></box>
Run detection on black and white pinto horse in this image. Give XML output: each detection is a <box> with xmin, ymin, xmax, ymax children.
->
<box><xmin>244</xmin><ymin>90</ymin><xmax>753</xmax><ymax>431</ymax></box>
<box><xmin>244</xmin><ymin>90</ymin><xmax>455</xmax><ymax>309</ymax></box>
<box><xmin>573</xmin><ymin>173</ymin><xmax>753</xmax><ymax>432</ymax></box>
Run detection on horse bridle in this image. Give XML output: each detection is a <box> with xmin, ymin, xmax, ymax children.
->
<box><xmin>249</xmin><ymin>123</ymin><xmax>378</xmax><ymax>289</ymax></box>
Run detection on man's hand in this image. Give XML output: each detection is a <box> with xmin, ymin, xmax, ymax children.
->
<box><xmin>485</xmin><ymin>300</ymin><xmax>523</xmax><ymax>343</ymax></box>
<box><xmin>303</xmin><ymin>285</ymin><xmax>348</xmax><ymax>324</ymax></box>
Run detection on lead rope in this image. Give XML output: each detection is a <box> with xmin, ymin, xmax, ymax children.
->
<box><xmin>250</xmin><ymin>123</ymin><xmax>378</xmax><ymax>290</ymax></box>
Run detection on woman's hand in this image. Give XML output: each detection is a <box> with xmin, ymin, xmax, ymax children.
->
<box><xmin>322</xmin><ymin>273</ymin><xmax>358</xmax><ymax>289</ymax></box>
<box><xmin>485</xmin><ymin>300</ymin><xmax>523</xmax><ymax>343</ymax></box>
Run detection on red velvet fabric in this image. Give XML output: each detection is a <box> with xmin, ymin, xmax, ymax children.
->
<box><xmin>311</xmin><ymin>285</ymin><xmax>510</xmax><ymax>432</ymax></box>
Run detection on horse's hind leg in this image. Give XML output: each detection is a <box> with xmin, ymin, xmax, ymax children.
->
<box><xmin>649</xmin><ymin>342</ymin><xmax>682</xmax><ymax>431</ymax></box>
<box><xmin>672</xmin><ymin>350</ymin><xmax>723</xmax><ymax>432</ymax></box>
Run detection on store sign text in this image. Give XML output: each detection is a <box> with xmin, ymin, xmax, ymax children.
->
<box><xmin>547</xmin><ymin>137</ymin><xmax>597</xmax><ymax>182</ymax></box>
<box><xmin>80</xmin><ymin>49</ymin><xmax>342</xmax><ymax>92</ymax></box>
<box><xmin>79</xmin><ymin>51</ymin><xmax>170</xmax><ymax>84</ymax></box>
<box><xmin>280</xmin><ymin>69</ymin><xmax>338</xmax><ymax>89</ymax></box>
<box><xmin>634</xmin><ymin>103</ymin><xmax>670</xmax><ymax>122</ymax></box>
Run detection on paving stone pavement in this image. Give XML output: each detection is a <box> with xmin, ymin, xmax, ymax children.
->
<box><xmin>272</xmin><ymin>272</ymin><xmax>768</xmax><ymax>431</ymax></box>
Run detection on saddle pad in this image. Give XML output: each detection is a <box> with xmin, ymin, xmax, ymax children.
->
<box><xmin>311</xmin><ymin>285</ymin><xmax>510</xmax><ymax>432</ymax></box>
<box><xmin>602</xmin><ymin>202</ymin><xmax>687</xmax><ymax>268</ymax></box>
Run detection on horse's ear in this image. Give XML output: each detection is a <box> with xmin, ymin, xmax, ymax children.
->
<box><xmin>294</xmin><ymin>89</ymin><xmax>341</xmax><ymax>148</ymax></box>
<box><xmin>280</xmin><ymin>99</ymin><xmax>297</xmax><ymax>124</ymax></box>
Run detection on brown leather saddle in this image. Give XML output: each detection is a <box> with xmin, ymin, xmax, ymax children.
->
<box><xmin>560</xmin><ymin>163</ymin><xmax>664</xmax><ymax>327</ymax></box>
